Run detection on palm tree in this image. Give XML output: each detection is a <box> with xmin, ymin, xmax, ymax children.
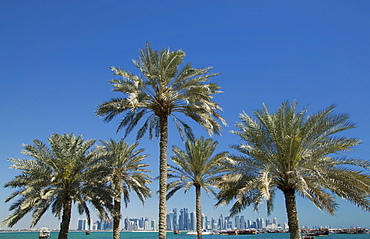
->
<box><xmin>167</xmin><ymin>137</ymin><xmax>229</xmax><ymax>239</ymax></box>
<box><xmin>96</xmin><ymin>42</ymin><xmax>226</xmax><ymax>238</ymax></box>
<box><xmin>97</xmin><ymin>139</ymin><xmax>152</xmax><ymax>239</ymax></box>
<box><xmin>216</xmin><ymin>101</ymin><xmax>370</xmax><ymax>239</ymax></box>
<box><xmin>2</xmin><ymin>133</ymin><xmax>111</xmax><ymax>239</ymax></box>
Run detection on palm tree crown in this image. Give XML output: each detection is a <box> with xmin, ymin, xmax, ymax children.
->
<box><xmin>96</xmin><ymin>42</ymin><xmax>226</xmax><ymax>140</ymax></box>
<box><xmin>3</xmin><ymin>134</ymin><xmax>111</xmax><ymax>239</ymax></box>
<box><xmin>167</xmin><ymin>137</ymin><xmax>229</xmax><ymax>198</ymax></box>
<box><xmin>98</xmin><ymin>139</ymin><xmax>152</xmax><ymax>206</ymax></box>
<box><xmin>167</xmin><ymin>137</ymin><xmax>229</xmax><ymax>239</ymax></box>
<box><xmin>216</xmin><ymin>101</ymin><xmax>370</xmax><ymax>239</ymax></box>
<box><xmin>96</xmin><ymin>42</ymin><xmax>226</xmax><ymax>239</ymax></box>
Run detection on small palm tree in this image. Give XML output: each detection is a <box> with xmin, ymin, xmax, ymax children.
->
<box><xmin>2</xmin><ymin>134</ymin><xmax>111</xmax><ymax>239</ymax></box>
<box><xmin>97</xmin><ymin>139</ymin><xmax>152</xmax><ymax>239</ymax></box>
<box><xmin>167</xmin><ymin>137</ymin><xmax>229</xmax><ymax>239</ymax></box>
<box><xmin>216</xmin><ymin>101</ymin><xmax>370</xmax><ymax>239</ymax></box>
<box><xmin>96</xmin><ymin>42</ymin><xmax>226</xmax><ymax>238</ymax></box>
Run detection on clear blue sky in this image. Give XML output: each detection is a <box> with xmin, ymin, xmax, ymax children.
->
<box><xmin>1</xmin><ymin>0</ymin><xmax>369</xmax><ymax>230</ymax></box>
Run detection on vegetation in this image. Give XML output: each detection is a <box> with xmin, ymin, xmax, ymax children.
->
<box><xmin>216</xmin><ymin>101</ymin><xmax>370</xmax><ymax>239</ymax></box>
<box><xmin>97</xmin><ymin>139</ymin><xmax>152</xmax><ymax>239</ymax></box>
<box><xmin>3</xmin><ymin>42</ymin><xmax>369</xmax><ymax>238</ymax></box>
<box><xmin>96</xmin><ymin>42</ymin><xmax>226</xmax><ymax>238</ymax></box>
<box><xmin>2</xmin><ymin>134</ymin><xmax>111</xmax><ymax>239</ymax></box>
<box><xmin>167</xmin><ymin>137</ymin><xmax>229</xmax><ymax>239</ymax></box>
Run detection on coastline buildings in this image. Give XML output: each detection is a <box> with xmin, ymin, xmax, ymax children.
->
<box><xmin>164</xmin><ymin>208</ymin><xmax>285</xmax><ymax>232</ymax></box>
<box><xmin>81</xmin><ymin>207</ymin><xmax>286</xmax><ymax>232</ymax></box>
<box><xmin>90</xmin><ymin>220</ymin><xmax>112</xmax><ymax>231</ymax></box>
<box><xmin>77</xmin><ymin>218</ymin><xmax>90</xmax><ymax>231</ymax></box>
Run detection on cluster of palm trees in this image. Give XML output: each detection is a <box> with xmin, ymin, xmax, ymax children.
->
<box><xmin>3</xmin><ymin>43</ymin><xmax>370</xmax><ymax>239</ymax></box>
<box><xmin>2</xmin><ymin>135</ymin><xmax>152</xmax><ymax>239</ymax></box>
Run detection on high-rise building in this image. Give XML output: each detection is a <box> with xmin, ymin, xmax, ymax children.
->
<box><xmin>143</xmin><ymin>217</ymin><xmax>150</xmax><ymax>231</ymax></box>
<box><xmin>124</xmin><ymin>217</ymin><xmax>130</xmax><ymax>231</ymax></box>
<box><xmin>139</xmin><ymin>217</ymin><xmax>149</xmax><ymax>231</ymax></box>
<box><xmin>166</xmin><ymin>213</ymin><xmax>174</xmax><ymax>230</ymax></box>
<box><xmin>218</xmin><ymin>214</ymin><xmax>224</xmax><ymax>230</ymax></box>
<box><xmin>184</xmin><ymin>208</ymin><xmax>189</xmax><ymax>230</ymax></box>
<box><xmin>172</xmin><ymin>208</ymin><xmax>178</xmax><ymax>230</ymax></box>
<box><xmin>256</xmin><ymin>218</ymin><xmax>264</xmax><ymax>229</ymax></box>
<box><xmin>151</xmin><ymin>220</ymin><xmax>156</xmax><ymax>231</ymax></box>
<box><xmin>91</xmin><ymin>220</ymin><xmax>99</xmax><ymax>230</ymax></box>
<box><xmin>98</xmin><ymin>220</ymin><xmax>112</xmax><ymax>230</ymax></box>
<box><xmin>190</xmin><ymin>212</ymin><xmax>196</xmax><ymax>231</ymax></box>
<box><xmin>265</xmin><ymin>219</ymin><xmax>270</xmax><ymax>228</ymax></box>
<box><xmin>240</xmin><ymin>216</ymin><xmax>246</xmax><ymax>229</ymax></box>
<box><xmin>225</xmin><ymin>216</ymin><xmax>232</xmax><ymax>229</ymax></box>
<box><xmin>124</xmin><ymin>218</ymin><xmax>142</xmax><ymax>231</ymax></box>
<box><xmin>251</xmin><ymin>220</ymin><xmax>257</xmax><ymax>229</ymax></box>
<box><xmin>211</xmin><ymin>217</ymin><xmax>217</xmax><ymax>230</ymax></box>
<box><xmin>77</xmin><ymin>218</ymin><xmax>90</xmax><ymax>231</ymax></box>
<box><xmin>273</xmin><ymin>217</ymin><xmax>278</xmax><ymax>227</ymax></box>
<box><xmin>179</xmin><ymin>208</ymin><xmax>189</xmax><ymax>230</ymax></box>
<box><xmin>234</xmin><ymin>216</ymin><xmax>240</xmax><ymax>229</ymax></box>
<box><xmin>202</xmin><ymin>214</ymin><xmax>207</xmax><ymax>230</ymax></box>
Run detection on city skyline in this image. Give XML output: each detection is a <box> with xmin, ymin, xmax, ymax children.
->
<box><xmin>76</xmin><ymin>207</ymin><xmax>348</xmax><ymax>232</ymax></box>
<box><xmin>1</xmin><ymin>0</ymin><xmax>369</xmax><ymax>231</ymax></box>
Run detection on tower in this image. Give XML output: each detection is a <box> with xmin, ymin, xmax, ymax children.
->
<box><xmin>234</xmin><ymin>216</ymin><xmax>240</xmax><ymax>229</ymax></box>
<box><xmin>240</xmin><ymin>216</ymin><xmax>246</xmax><ymax>229</ymax></box>
<box><xmin>173</xmin><ymin>208</ymin><xmax>178</xmax><ymax>230</ymax></box>
<box><xmin>190</xmin><ymin>212</ymin><xmax>196</xmax><ymax>231</ymax></box>
<box><xmin>218</xmin><ymin>214</ymin><xmax>224</xmax><ymax>230</ymax></box>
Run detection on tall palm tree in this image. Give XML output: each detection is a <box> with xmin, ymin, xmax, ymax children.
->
<box><xmin>2</xmin><ymin>133</ymin><xmax>111</xmax><ymax>239</ymax></box>
<box><xmin>216</xmin><ymin>101</ymin><xmax>370</xmax><ymax>239</ymax></box>
<box><xmin>167</xmin><ymin>137</ymin><xmax>229</xmax><ymax>239</ymax></box>
<box><xmin>96</xmin><ymin>42</ymin><xmax>226</xmax><ymax>238</ymax></box>
<box><xmin>97</xmin><ymin>139</ymin><xmax>152</xmax><ymax>239</ymax></box>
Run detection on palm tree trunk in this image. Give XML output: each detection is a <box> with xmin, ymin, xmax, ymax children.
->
<box><xmin>113</xmin><ymin>199</ymin><xmax>121</xmax><ymax>239</ymax></box>
<box><xmin>195</xmin><ymin>184</ymin><xmax>202</xmax><ymax>239</ymax></box>
<box><xmin>283</xmin><ymin>189</ymin><xmax>301</xmax><ymax>239</ymax></box>
<box><xmin>58</xmin><ymin>197</ymin><xmax>72</xmax><ymax>239</ymax></box>
<box><xmin>158</xmin><ymin>116</ymin><xmax>168</xmax><ymax>239</ymax></box>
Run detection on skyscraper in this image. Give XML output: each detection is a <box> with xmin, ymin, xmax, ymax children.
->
<box><xmin>190</xmin><ymin>212</ymin><xmax>196</xmax><ymax>231</ymax></box>
<box><xmin>172</xmin><ymin>208</ymin><xmax>178</xmax><ymax>230</ymax></box>
<box><xmin>77</xmin><ymin>218</ymin><xmax>89</xmax><ymax>231</ymax></box>
<box><xmin>218</xmin><ymin>214</ymin><xmax>224</xmax><ymax>230</ymax></box>
<box><xmin>256</xmin><ymin>218</ymin><xmax>264</xmax><ymax>229</ymax></box>
<box><xmin>234</xmin><ymin>216</ymin><xmax>240</xmax><ymax>229</ymax></box>
<box><xmin>240</xmin><ymin>216</ymin><xmax>246</xmax><ymax>229</ymax></box>
<box><xmin>151</xmin><ymin>220</ymin><xmax>156</xmax><ymax>231</ymax></box>
<box><xmin>179</xmin><ymin>208</ymin><xmax>189</xmax><ymax>230</ymax></box>
<box><xmin>211</xmin><ymin>217</ymin><xmax>217</xmax><ymax>230</ymax></box>
<box><xmin>184</xmin><ymin>208</ymin><xmax>189</xmax><ymax>230</ymax></box>
<box><xmin>273</xmin><ymin>217</ymin><xmax>278</xmax><ymax>227</ymax></box>
<box><xmin>203</xmin><ymin>214</ymin><xmax>207</xmax><ymax>230</ymax></box>
<box><xmin>225</xmin><ymin>216</ymin><xmax>232</xmax><ymax>229</ymax></box>
<box><xmin>167</xmin><ymin>212</ymin><xmax>174</xmax><ymax>230</ymax></box>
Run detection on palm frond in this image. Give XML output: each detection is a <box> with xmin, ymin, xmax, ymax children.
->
<box><xmin>222</xmin><ymin>101</ymin><xmax>369</xmax><ymax>219</ymax></box>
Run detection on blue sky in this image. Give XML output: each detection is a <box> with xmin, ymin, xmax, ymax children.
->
<box><xmin>1</xmin><ymin>0</ymin><xmax>369</xmax><ymax>230</ymax></box>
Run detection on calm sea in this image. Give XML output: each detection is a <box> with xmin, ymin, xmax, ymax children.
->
<box><xmin>0</xmin><ymin>231</ymin><xmax>369</xmax><ymax>239</ymax></box>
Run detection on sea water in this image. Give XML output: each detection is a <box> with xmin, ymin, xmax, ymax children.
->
<box><xmin>0</xmin><ymin>231</ymin><xmax>369</xmax><ymax>239</ymax></box>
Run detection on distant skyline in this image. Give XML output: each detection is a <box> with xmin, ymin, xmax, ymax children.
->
<box><xmin>1</xmin><ymin>0</ymin><xmax>369</xmax><ymax>231</ymax></box>
<box><xmin>77</xmin><ymin>207</ymin><xmax>356</xmax><ymax>232</ymax></box>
